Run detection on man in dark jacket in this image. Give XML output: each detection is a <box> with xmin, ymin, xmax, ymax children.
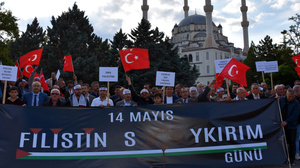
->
<box><xmin>126</xmin><ymin>76</ymin><xmax>154</xmax><ymax>105</ymax></box>
<box><xmin>280</xmin><ymin>88</ymin><xmax>300</xmax><ymax>165</ymax></box>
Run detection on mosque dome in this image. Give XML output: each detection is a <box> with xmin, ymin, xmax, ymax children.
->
<box><xmin>178</xmin><ymin>14</ymin><xmax>216</xmax><ymax>27</ymax></box>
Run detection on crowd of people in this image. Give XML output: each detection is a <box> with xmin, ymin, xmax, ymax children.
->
<box><xmin>1</xmin><ymin>69</ymin><xmax>300</xmax><ymax>165</ymax></box>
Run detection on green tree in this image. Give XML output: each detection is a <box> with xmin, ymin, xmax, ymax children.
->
<box><xmin>0</xmin><ymin>2</ymin><xmax>19</xmax><ymax>65</ymax></box>
<box><xmin>282</xmin><ymin>14</ymin><xmax>300</xmax><ymax>54</ymax></box>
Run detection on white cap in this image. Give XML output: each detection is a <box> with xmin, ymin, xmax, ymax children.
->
<box><xmin>217</xmin><ymin>87</ymin><xmax>224</xmax><ymax>92</ymax></box>
<box><xmin>73</xmin><ymin>85</ymin><xmax>82</xmax><ymax>90</ymax></box>
<box><xmin>123</xmin><ymin>89</ymin><xmax>131</xmax><ymax>95</ymax></box>
<box><xmin>189</xmin><ymin>87</ymin><xmax>197</xmax><ymax>92</ymax></box>
<box><xmin>259</xmin><ymin>87</ymin><xmax>263</xmax><ymax>91</ymax></box>
<box><xmin>99</xmin><ymin>87</ymin><xmax>108</xmax><ymax>91</ymax></box>
<box><xmin>140</xmin><ymin>89</ymin><xmax>149</xmax><ymax>94</ymax></box>
<box><xmin>34</xmin><ymin>77</ymin><xmax>40</xmax><ymax>80</ymax></box>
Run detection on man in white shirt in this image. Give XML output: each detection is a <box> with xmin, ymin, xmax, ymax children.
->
<box><xmin>234</xmin><ymin>88</ymin><xmax>248</xmax><ymax>101</ymax></box>
<box><xmin>91</xmin><ymin>86</ymin><xmax>114</xmax><ymax>107</ymax></box>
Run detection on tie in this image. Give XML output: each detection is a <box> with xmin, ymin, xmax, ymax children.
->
<box><xmin>34</xmin><ymin>95</ymin><xmax>37</xmax><ymax>106</ymax></box>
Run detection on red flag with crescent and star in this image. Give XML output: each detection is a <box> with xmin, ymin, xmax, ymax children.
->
<box><xmin>292</xmin><ymin>54</ymin><xmax>300</xmax><ymax>78</ymax></box>
<box><xmin>63</xmin><ymin>55</ymin><xmax>74</xmax><ymax>72</ymax></box>
<box><xmin>119</xmin><ymin>48</ymin><xmax>150</xmax><ymax>72</ymax></box>
<box><xmin>213</xmin><ymin>73</ymin><xmax>224</xmax><ymax>89</ymax></box>
<box><xmin>22</xmin><ymin>65</ymin><xmax>39</xmax><ymax>78</ymax></box>
<box><xmin>39</xmin><ymin>69</ymin><xmax>49</xmax><ymax>92</ymax></box>
<box><xmin>220</xmin><ymin>58</ymin><xmax>250</xmax><ymax>87</ymax></box>
<box><xmin>19</xmin><ymin>49</ymin><xmax>43</xmax><ymax>68</ymax></box>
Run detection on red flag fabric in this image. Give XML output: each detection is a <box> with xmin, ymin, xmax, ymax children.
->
<box><xmin>292</xmin><ymin>54</ymin><xmax>300</xmax><ymax>67</ymax></box>
<box><xmin>119</xmin><ymin>48</ymin><xmax>150</xmax><ymax>72</ymax></box>
<box><xmin>15</xmin><ymin>61</ymin><xmax>22</xmax><ymax>79</ymax></box>
<box><xmin>39</xmin><ymin>69</ymin><xmax>49</xmax><ymax>92</ymax></box>
<box><xmin>295</xmin><ymin>67</ymin><xmax>300</xmax><ymax>78</ymax></box>
<box><xmin>63</xmin><ymin>55</ymin><xmax>74</xmax><ymax>72</ymax></box>
<box><xmin>213</xmin><ymin>73</ymin><xmax>224</xmax><ymax>89</ymax></box>
<box><xmin>19</xmin><ymin>49</ymin><xmax>43</xmax><ymax>68</ymax></box>
<box><xmin>22</xmin><ymin>65</ymin><xmax>34</xmax><ymax>78</ymax></box>
<box><xmin>240</xmin><ymin>85</ymin><xmax>249</xmax><ymax>97</ymax></box>
<box><xmin>220</xmin><ymin>58</ymin><xmax>250</xmax><ymax>87</ymax></box>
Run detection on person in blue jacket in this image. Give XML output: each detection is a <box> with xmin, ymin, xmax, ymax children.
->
<box><xmin>22</xmin><ymin>81</ymin><xmax>48</xmax><ymax>107</ymax></box>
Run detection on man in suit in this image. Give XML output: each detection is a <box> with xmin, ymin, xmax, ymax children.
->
<box><xmin>116</xmin><ymin>89</ymin><xmax>137</xmax><ymax>107</ymax></box>
<box><xmin>82</xmin><ymin>83</ymin><xmax>95</xmax><ymax>106</ymax></box>
<box><xmin>246</xmin><ymin>83</ymin><xmax>267</xmax><ymax>100</ymax></box>
<box><xmin>23</xmin><ymin>81</ymin><xmax>48</xmax><ymax>107</ymax></box>
<box><xmin>175</xmin><ymin>88</ymin><xmax>195</xmax><ymax>104</ymax></box>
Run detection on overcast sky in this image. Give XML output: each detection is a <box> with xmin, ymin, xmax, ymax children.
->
<box><xmin>2</xmin><ymin>0</ymin><xmax>300</xmax><ymax>49</ymax></box>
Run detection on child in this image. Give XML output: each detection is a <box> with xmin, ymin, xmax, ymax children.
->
<box><xmin>5</xmin><ymin>86</ymin><xmax>25</xmax><ymax>106</ymax></box>
<box><xmin>153</xmin><ymin>93</ymin><xmax>162</xmax><ymax>105</ymax></box>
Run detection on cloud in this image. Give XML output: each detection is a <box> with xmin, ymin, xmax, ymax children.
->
<box><xmin>221</xmin><ymin>0</ymin><xmax>257</xmax><ymax>14</ymax></box>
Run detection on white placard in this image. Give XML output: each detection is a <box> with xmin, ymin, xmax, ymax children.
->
<box><xmin>56</xmin><ymin>69</ymin><xmax>60</xmax><ymax>80</ymax></box>
<box><xmin>99</xmin><ymin>67</ymin><xmax>118</xmax><ymax>82</ymax></box>
<box><xmin>214</xmin><ymin>59</ymin><xmax>231</xmax><ymax>73</ymax></box>
<box><xmin>0</xmin><ymin>61</ymin><xmax>2</xmax><ymax>65</ymax></box>
<box><xmin>155</xmin><ymin>71</ymin><xmax>175</xmax><ymax>87</ymax></box>
<box><xmin>255</xmin><ymin>61</ymin><xmax>267</xmax><ymax>72</ymax></box>
<box><xmin>264</xmin><ymin>61</ymin><xmax>278</xmax><ymax>73</ymax></box>
<box><xmin>0</xmin><ymin>65</ymin><xmax>18</xmax><ymax>81</ymax></box>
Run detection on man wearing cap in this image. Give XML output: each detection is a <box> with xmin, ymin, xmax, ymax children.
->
<box><xmin>214</xmin><ymin>87</ymin><xmax>225</xmax><ymax>101</ymax></box>
<box><xmin>189</xmin><ymin>87</ymin><xmax>198</xmax><ymax>102</ymax></box>
<box><xmin>247</xmin><ymin>83</ymin><xmax>267</xmax><ymax>100</ymax></box>
<box><xmin>175</xmin><ymin>88</ymin><xmax>195</xmax><ymax>104</ymax></box>
<box><xmin>126</xmin><ymin>76</ymin><xmax>154</xmax><ymax>105</ymax></box>
<box><xmin>66</xmin><ymin>85</ymin><xmax>89</xmax><ymax>107</ymax></box>
<box><xmin>22</xmin><ymin>81</ymin><xmax>48</xmax><ymax>107</ymax></box>
<box><xmin>234</xmin><ymin>88</ymin><xmax>248</xmax><ymax>101</ymax></box>
<box><xmin>91</xmin><ymin>86</ymin><xmax>114</xmax><ymax>107</ymax></box>
<box><xmin>116</xmin><ymin>89</ymin><xmax>137</xmax><ymax>107</ymax></box>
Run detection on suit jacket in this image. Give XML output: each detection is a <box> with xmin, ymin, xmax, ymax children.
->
<box><xmin>116</xmin><ymin>100</ymin><xmax>137</xmax><ymax>107</ymax></box>
<box><xmin>175</xmin><ymin>98</ymin><xmax>195</xmax><ymax>104</ymax></box>
<box><xmin>246</xmin><ymin>93</ymin><xmax>267</xmax><ymax>100</ymax></box>
<box><xmin>87</xmin><ymin>94</ymin><xmax>95</xmax><ymax>106</ymax></box>
<box><xmin>164</xmin><ymin>94</ymin><xmax>179</xmax><ymax>104</ymax></box>
<box><xmin>280</xmin><ymin>96</ymin><xmax>300</xmax><ymax>129</ymax></box>
<box><xmin>22</xmin><ymin>92</ymin><xmax>48</xmax><ymax>106</ymax></box>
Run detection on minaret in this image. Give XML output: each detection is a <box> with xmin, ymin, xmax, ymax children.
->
<box><xmin>141</xmin><ymin>0</ymin><xmax>149</xmax><ymax>20</ymax></box>
<box><xmin>204</xmin><ymin>0</ymin><xmax>217</xmax><ymax>48</ymax></box>
<box><xmin>241</xmin><ymin>0</ymin><xmax>249</xmax><ymax>54</ymax></box>
<box><xmin>183</xmin><ymin>0</ymin><xmax>189</xmax><ymax>18</ymax></box>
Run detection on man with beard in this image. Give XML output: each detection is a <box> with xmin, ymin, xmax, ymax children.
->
<box><xmin>46</xmin><ymin>72</ymin><xmax>58</xmax><ymax>89</ymax></box>
<box><xmin>126</xmin><ymin>76</ymin><xmax>154</xmax><ymax>105</ymax></box>
<box><xmin>66</xmin><ymin>85</ymin><xmax>89</xmax><ymax>107</ymax></box>
<box><xmin>91</xmin><ymin>86</ymin><xmax>114</xmax><ymax>107</ymax></box>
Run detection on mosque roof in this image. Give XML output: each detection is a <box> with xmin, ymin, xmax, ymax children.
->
<box><xmin>178</xmin><ymin>14</ymin><xmax>216</xmax><ymax>27</ymax></box>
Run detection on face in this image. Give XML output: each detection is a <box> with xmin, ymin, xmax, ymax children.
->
<box><xmin>166</xmin><ymin>87</ymin><xmax>174</xmax><ymax>96</ymax></box>
<box><xmin>251</xmin><ymin>85</ymin><xmax>259</xmax><ymax>95</ymax></box>
<box><xmin>261</xmin><ymin>83</ymin><xmax>267</xmax><ymax>89</ymax></box>
<box><xmin>217</xmin><ymin>90</ymin><xmax>224</xmax><ymax>97</ymax></box>
<box><xmin>51</xmin><ymin>72</ymin><xmax>56</xmax><ymax>79</ymax></box>
<box><xmin>210</xmin><ymin>87</ymin><xmax>216</xmax><ymax>96</ymax></box>
<box><xmin>232</xmin><ymin>85</ymin><xmax>238</xmax><ymax>93</ymax></box>
<box><xmin>82</xmin><ymin>86</ymin><xmax>88</xmax><ymax>95</ymax></box>
<box><xmin>51</xmin><ymin>90</ymin><xmax>60</xmax><ymax>101</ymax></box>
<box><xmin>92</xmin><ymin>84</ymin><xmax>99</xmax><ymax>92</ymax></box>
<box><xmin>181</xmin><ymin>88</ymin><xmax>189</xmax><ymax>99</ymax></box>
<box><xmin>20</xmin><ymin>81</ymin><xmax>26</xmax><ymax>87</ymax></box>
<box><xmin>286</xmin><ymin>92</ymin><xmax>295</xmax><ymax>102</ymax></box>
<box><xmin>154</xmin><ymin>96</ymin><xmax>162</xmax><ymax>104</ymax></box>
<box><xmin>32</xmin><ymin>83</ymin><xmax>41</xmax><ymax>93</ymax></box>
<box><xmin>197</xmin><ymin>83</ymin><xmax>204</xmax><ymax>92</ymax></box>
<box><xmin>190</xmin><ymin>90</ymin><xmax>198</xmax><ymax>97</ymax></box>
<box><xmin>115</xmin><ymin>88</ymin><xmax>121</xmax><ymax>96</ymax></box>
<box><xmin>144</xmin><ymin>85</ymin><xmax>150</xmax><ymax>91</ymax></box>
<box><xmin>276</xmin><ymin>86</ymin><xmax>284</xmax><ymax>96</ymax></box>
<box><xmin>9</xmin><ymin>90</ymin><xmax>18</xmax><ymax>98</ymax></box>
<box><xmin>175</xmin><ymin>85</ymin><xmax>182</xmax><ymax>93</ymax></box>
<box><xmin>124</xmin><ymin>93</ymin><xmax>131</xmax><ymax>101</ymax></box>
<box><xmin>74</xmin><ymin>88</ymin><xmax>82</xmax><ymax>97</ymax></box>
<box><xmin>140</xmin><ymin>92</ymin><xmax>149</xmax><ymax>99</ymax></box>
<box><xmin>99</xmin><ymin>90</ymin><xmax>107</xmax><ymax>98</ymax></box>
<box><xmin>237</xmin><ymin>89</ymin><xmax>245</xmax><ymax>99</ymax></box>
<box><xmin>59</xmin><ymin>81</ymin><xmax>66</xmax><ymax>89</ymax></box>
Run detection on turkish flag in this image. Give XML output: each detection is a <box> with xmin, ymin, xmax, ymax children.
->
<box><xmin>40</xmin><ymin>69</ymin><xmax>49</xmax><ymax>92</ymax></box>
<box><xmin>240</xmin><ymin>85</ymin><xmax>249</xmax><ymax>97</ymax></box>
<box><xmin>119</xmin><ymin>48</ymin><xmax>150</xmax><ymax>72</ymax></box>
<box><xmin>15</xmin><ymin>61</ymin><xmax>22</xmax><ymax>79</ymax></box>
<box><xmin>292</xmin><ymin>54</ymin><xmax>300</xmax><ymax>68</ymax></box>
<box><xmin>220</xmin><ymin>58</ymin><xmax>250</xmax><ymax>87</ymax></box>
<box><xmin>19</xmin><ymin>49</ymin><xmax>43</xmax><ymax>68</ymax></box>
<box><xmin>295</xmin><ymin>66</ymin><xmax>300</xmax><ymax>78</ymax></box>
<box><xmin>22</xmin><ymin>65</ymin><xmax>39</xmax><ymax>78</ymax></box>
<box><xmin>213</xmin><ymin>73</ymin><xmax>224</xmax><ymax>89</ymax></box>
<box><xmin>63</xmin><ymin>55</ymin><xmax>74</xmax><ymax>72</ymax></box>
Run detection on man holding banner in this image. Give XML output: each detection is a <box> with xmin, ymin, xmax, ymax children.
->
<box><xmin>91</xmin><ymin>86</ymin><xmax>113</xmax><ymax>107</ymax></box>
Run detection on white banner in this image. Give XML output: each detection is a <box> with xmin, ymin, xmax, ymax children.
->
<box><xmin>0</xmin><ymin>65</ymin><xmax>18</xmax><ymax>82</ymax></box>
<box><xmin>214</xmin><ymin>59</ymin><xmax>231</xmax><ymax>73</ymax></box>
<box><xmin>99</xmin><ymin>67</ymin><xmax>118</xmax><ymax>82</ymax></box>
<box><xmin>155</xmin><ymin>71</ymin><xmax>175</xmax><ymax>87</ymax></box>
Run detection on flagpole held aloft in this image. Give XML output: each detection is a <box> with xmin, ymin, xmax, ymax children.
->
<box><xmin>2</xmin><ymin>81</ymin><xmax>7</xmax><ymax>104</ymax></box>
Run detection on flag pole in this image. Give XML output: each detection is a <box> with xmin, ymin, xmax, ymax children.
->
<box><xmin>2</xmin><ymin>81</ymin><xmax>7</xmax><ymax>104</ymax></box>
<box><xmin>107</xmin><ymin>81</ymin><xmax>110</xmax><ymax>106</ymax></box>
<box><xmin>225</xmin><ymin>78</ymin><xmax>230</xmax><ymax>98</ymax></box>
<box><xmin>162</xmin><ymin>86</ymin><xmax>165</xmax><ymax>104</ymax></box>
<box><xmin>271</xmin><ymin>72</ymin><xmax>274</xmax><ymax>90</ymax></box>
<box><xmin>262</xmin><ymin>71</ymin><xmax>265</xmax><ymax>83</ymax></box>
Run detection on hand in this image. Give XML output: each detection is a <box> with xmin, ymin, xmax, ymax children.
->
<box><xmin>73</xmin><ymin>74</ymin><xmax>77</xmax><ymax>81</ymax></box>
<box><xmin>107</xmin><ymin>103</ymin><xmax>111</xmax><ymax>106</ymax></box>
<box><xmin>99</xmin><ymin>104</ymin><xmax>104</xmax><ymax>108</ymax></box>
<box><xmin>133</xmin><ymin>104</ymin><xmax>137</xmax><ymax>107</ymax></box>
<box><xmin>22</xmin><ymin>104</ymin><xmax>26</xmax><ymax>107</ymax></box>
<box><xmin>281</xmin><ymin>121</ymin><xmax>287</xmax><ymax>127</ymax></box>
<box><xmin>177</xmin><ymin>102</ymin><xmax>182</xmax><ymax>104</ymax></box>
<box><xmin>208</xmin><ymin>80</ymin><xmax>216</xmax><ymax>87</ymax></box>
<box><xmin>126</xmin><ymin>75</ymin><xmax>132</xmax><ymax>85</ymax></box>
<box><xmin>121</xmin><ymin>104</ymin><xmax>125</xmax><ymax>107</ymax></box>
<box><xmin>34</xmin><ymin>65</ymin><xmax>39</xmax><ymax>71</ymax></box>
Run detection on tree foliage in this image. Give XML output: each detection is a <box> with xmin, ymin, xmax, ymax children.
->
<box><xmin>282</xmin><ymin>13</ymin><xmax>300</xmax><ymax>54</ymax></box>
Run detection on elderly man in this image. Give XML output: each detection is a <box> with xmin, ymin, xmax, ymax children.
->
<box><xmin>234</xmin><ymin>88</ymin><xmax>248</xmax><ymax>101</ymax></box>
<box><xmin>113</xmin><ymin>87</ymin><xmax>125</xmax><ymax>106</ymax></box>
<box><xmin>22</xmin><ymin>81</ymin><xmax>48</xmax><ymax>106</ymax></box>
<box><xmin>116</xmin><ymin>89</ymin><xmax>137</xmax><ymax>107</ymax></box>
<box><xmin>66</xmin><ymin>85</ymin><xmax>89</xmax><ymax>107</ymax></box>
<box><xmin>197</xmin><ymin>82</ymin><xmax>204</xmax><ymax>95</ymax></box>
<box><xmin>246</xmin><ymin>83</ymin><xmax>267</xmax><ymax>100</ymax></box>
<box><xmin>280</xmin><ymin>88</ymin><xmax>300</xmax><ymax>166</ymax></box>
<box><xmin>175</xmin><ymin>84</ymin><xmax>183</xmax><ymax>98</ymax></box>
<box><xmin>91</xmin><ymin>86</ymin><xmax>114</xmax><ymax>107</ymax></box>
<box><xmin>90</xmin><ymin>81</ymin><xmax>100</xmax><ymax>98</ymax></box>
<box><xmin>272</xmin><ymin>84</ymin><xmax>284</xmax><ymax>98</ymax></box>
<box><xmin>44</xmin><ymin>89</ymin><xmax>66</xmax><ymax>106</ymax></box>
<box><xmin>175</xmin><ymin>88</ymin><xmax>195</xmax><ymax>104</ymax></box>
<box><xmin>126</xmin><ymin>76</ymin><xmax>154</xmax><ymax>105</ymax></box>
<box><xmin>294</xmin><ymin>85</ymin><xmax>300</xmax><ymax>160</ymax></box>
<box><xmin>82</xmin><ymin>83</ymin><xmax>95</xmax><ymax>106</ymax></box>
<box><xmin>189</xmin><ymin>87</ymin><xmax>198</xmax><ymax>102</ymax></box>
<box><xmin>198</xmin><ymin>80</ymin><xmax>216</xmax><ymax>102</ymax></box>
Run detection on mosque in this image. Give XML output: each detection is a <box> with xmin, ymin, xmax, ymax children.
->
<box><xmin>141</xmin><ymin>0</ymin><xmax>250</xmax><ymax>85</ymax></box>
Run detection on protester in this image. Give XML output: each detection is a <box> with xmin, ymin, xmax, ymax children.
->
<box><xmin>144</xmin><ymin>83</ymin><xmax>151</xmax><ymax>93</ymax></box>
<box><xmin>164</xmin><ymin>86</ymin><xmax>179</xmax><ymax>104</ymax></box>
<box><xmin>198</xmin><ymin>80</ymin><xmax>216</xmax><ymax>102</ymax></box>
<box><xmin>126</xmin><ymin>76</ymin><xmax>154</xmax><ymax>105</ymax></box>
<box><xmin>46</xmin><ymin>72</ymin><xmax>58</xmax><ymax>89</ymax></box>
<box><xmin>22</xmin><ymin>81</ymin><xmax>48</xmax><ymax>107</ymax></box>
<box><xmin>214</xmin><ymin>87</ymin><xmax>225</xmax><ymax>102</ymax></box>
<box><xmin>209</xmin><ymin>87</ymin><xmax>217</xmax><ymax>100</ymax></box>
<box><xmin>66</xmin><ymin>85</ymin><xmax>89</xmax><ymax>107</ymax></box>
<box><xmin>189</xmin><ymin>87</ymin><xmax>198</xmax><ymax>102</ymax></box>
<box><xmin>271</xmin><ymin>84</ymin><xmax>284</xmax><ymax>98</ymax></box>
<box><xmin>110</xmin><ymin>85</ymin><xmax>122</xmax><ymax>102</ymax></box>
<box><xmin>82</xmin><ymin>83</ymin><xmax>95</xmax><ymax>106</ymax></box>
<box><xmin>279</xmin><ymin>88</ymin><xmax>300</xmax><ymax>166</ymax></box>
<box><xmin>175</xmin><ymin>84</ymin><xmax>183</xmax><ymax>98</ymax></box>
<box><xmin>90</xmin><ymin>81</ymin><xmax>100</xmax><ymax>98</ymax></box>
<box><xmin>44</xmin><ymin>89</ymin><xmax>66</xmax><ymax>106</ymax></box>
<box><xmin>196</xmin><ymin>82</ymin><xmax>204</xmax><ymax>95</ymax></box>
<box><xmin>234</xmin><ymin>87</ymin><xmax>248</xmax><ymax>101</ymax></box>
<box><xmin>116</xmin><ymin>89</ymin><xmax>137</xmax><ymax>107</ymax></box>
<box><xmin>113</xmin><ymin>87</ymin><xmax>125</xmax><ymax>106</ymax></box>
<box><xmin>91</xmin><ymin>86</ymin><xmax>114</xmax><ymax>107</ymax></box>
<box><xmin>175</xmin><ymin>88</ymin><xmax>195</xmax><ymax>104</ymax></box>
<box><xmin>246</xmin><ymin>83</ymin><xmax>267</xmax><ymax>99</ymax></box>
<box><xmin>66</xmin><ymin>80</ymin><xmax>74</xmax><ymax>95</ymax></box>
<box><xmin>58</xmin><ymin>80</ymin><xmax>70</xmax><ymax>100</ymax></box>
<box><xmin>293</xmin><ymin>85</ymin><xmax>300</xmax><ymax>160</ymax></box>
<box><xmin>153</xmin><ymin>93</ymin><xmax>162</xmax><ymax>105</ymax></box>
<box><xmin>230</xmin><ymin>84</ymin><xmax>239</xmax><ymax>99</ymax></box>
<box><xmin>261</xmin><ymin>82</ymin><xmax>271</xmax><ymax>97</ymax></box>
<box><xmin>5</xmin><ymin>86</ymin><xmax>25</xmax><ymax>106</ymax></box>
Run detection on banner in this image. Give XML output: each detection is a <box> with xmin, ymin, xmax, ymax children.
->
<box><xmin>0</xmin><ymin>99</ymin><xmax>287</xmax><ymax>168</ymax></box>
